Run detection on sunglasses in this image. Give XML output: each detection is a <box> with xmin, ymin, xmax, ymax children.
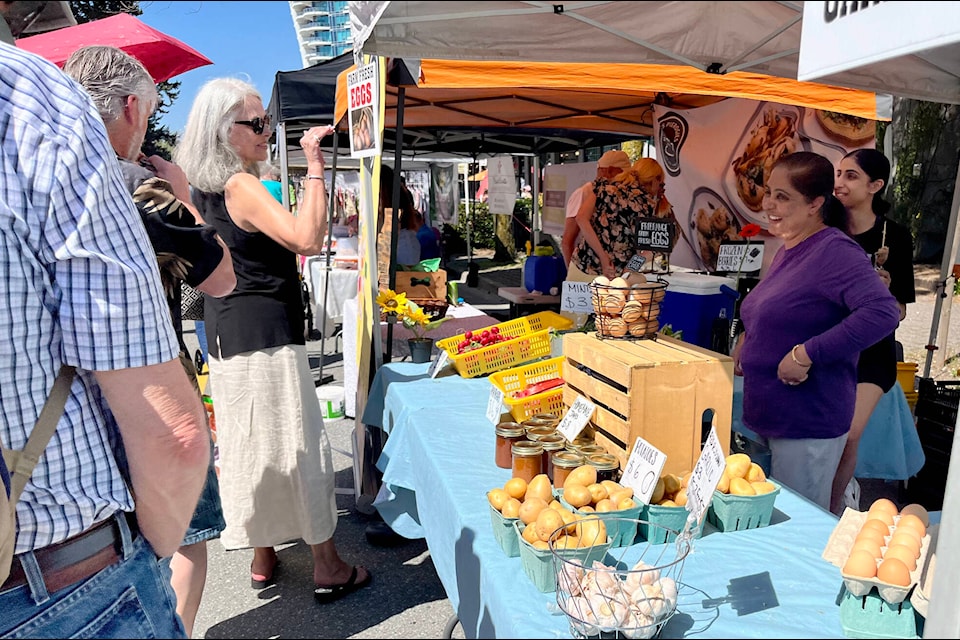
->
<box><xmin>235</xmin><ymin>115</ymin><xmax>272</xmax><ymax>135</ymax></box>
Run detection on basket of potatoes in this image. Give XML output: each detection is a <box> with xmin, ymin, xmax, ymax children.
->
<box><xmin>640</xmin><ymin>471</ymin><xmax>701</xmax><ymax>544</ymax></box>
<box><xmin>590</xmin><ymin>272</ymin><xmax>666</xmax><ymax>340</ymax></box>
<box><xmin>707</xmin><ymin>453</ymin><xmax>781</xmax><ymax>532</ymax></box>
<box><xmin>557</xmin><ymin>464</ymin><xmax>643</xmax><ymax>547</ymax></box>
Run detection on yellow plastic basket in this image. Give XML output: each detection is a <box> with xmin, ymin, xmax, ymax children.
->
<box><xmin>489</xmin><ymin>356</ymin><xmax>566</xmax><ymax>422</ymax></box>
<box><xmin>436</xmin><ymin>311</ymin><xmax>573</xmax><ymax>378</ymax></box>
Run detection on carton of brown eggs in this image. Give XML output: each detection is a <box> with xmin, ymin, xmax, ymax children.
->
<box><xmin>821</xmin><ymin>500</ymin><xmax>933</xmax><ymax>605</ymax></box>
<box><xmin>590</xmin><ymin>273</ymin><xmax>666</xmax><ymax>339</ymax></box>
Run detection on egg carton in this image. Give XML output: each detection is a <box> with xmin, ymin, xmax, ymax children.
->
<box><xmin>821</xmin><ymin>508</ymin><xmax>933</xmax><ymax>605</ymax></box>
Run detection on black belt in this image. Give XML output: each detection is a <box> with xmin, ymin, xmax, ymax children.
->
<box><xmin>0</xmin><ymin>512</ymin><xmax>138</xmax><ymax>595</ymax></box>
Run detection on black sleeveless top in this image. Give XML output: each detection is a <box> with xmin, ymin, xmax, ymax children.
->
<box><xmin>194</xmin><ymin>190</ymin><xmax>304</xmax><ymax>359</ymax></box>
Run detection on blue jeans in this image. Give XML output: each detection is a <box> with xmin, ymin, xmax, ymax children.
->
<box><xmin>0</xmin><ymin>513</ymin><xmax>185</xmax><ymax>639</ymax></box>
<box><xmin>181</xmin><ymin>446</ymin><xmax>225</xmax><ymax>546</ymax></box>
<box><xmin>195</xmin><ymin>320</ymin><xmax>209</xmax><ymax>365</ymax></box>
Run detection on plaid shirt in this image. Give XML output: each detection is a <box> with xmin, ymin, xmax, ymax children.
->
<box><xmin>0</xmin><ymin>43</ymin><xmax>178</xmax><ymax>553</ymax></box>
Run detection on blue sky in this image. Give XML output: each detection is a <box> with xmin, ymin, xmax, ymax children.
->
<box><xmin>139</xmin><ymin>1</ymin><xmax>305</xmax><ymax>135</ymax></box>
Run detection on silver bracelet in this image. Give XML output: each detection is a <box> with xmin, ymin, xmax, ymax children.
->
<box><xmin>305</xmin><ymin>174</ymin><xmax>325</xmax><ymax>181</ymax></box>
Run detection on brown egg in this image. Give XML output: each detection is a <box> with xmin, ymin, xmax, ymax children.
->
<box><xmin>855</xmin><ymin>526</ymin><xmax>887</xmax><ymax>548</ymax></box>
<box><xmin>861</xmin><ymin>518</ymin><xmax>892</xmax><ymax>538</ymax></box>
<box><xmin>869</xmin><ymin>498</ymin><xmax>899</xmax><ymax>519</ymax></box>
<box><xmin>850</xmin><ymin>537</ymin><xmax>884</xmax><ymax>560</ymax></box>
<box><xmin>899</xmin><ymin>504</ymin><xmax>930</xmax><ymax>528</ymax></box>
<box><xmin>843</xmin><ymin>549</ymin><xmax>879</xmax><ymax>578</ymax></box>
<box><xmin>896</xmin><ymin>514</ymin><xmax>927</xmax><ymax>538</ymax></box>
<box><xmin>883</xmin><ymin>544</ymin><xmax>918</xmax><ymax>572</ymax></box>
<box><xmin>877</xmin><ymin>557</ymin><xmax>912</xmax><ymax>586</ymax></box>
<box><xmin>888</xmin><ymin>531</ymin><xmax>922</xmax><ymax>558</ymax></box>
<box><xmin>866</xmin><ymin>508</ymin><xmax>895</xmax><ymax>528</ymax></box>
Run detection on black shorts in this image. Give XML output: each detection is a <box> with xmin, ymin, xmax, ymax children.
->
<box><xmin>857</xmin><ymin>333</ymin><xmax>897</xmax><ymax>392</ymax></box>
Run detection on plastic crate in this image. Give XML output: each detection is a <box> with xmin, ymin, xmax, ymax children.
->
<box><xmin>839</xmin><ymin>587</ymin><xmax>920</xmax><ymax>639</ymax></box>
<box><xmin>436</xmin><ymin>311</ymin><xmax>573</xmax><ymax>378</ymax></box>
<box><xmin>489</xmin><ymin>505</ymin><xmax>521</xmax><ymax>557</ymax></box>
<box><xmin>706</xmin><ymin>482</ymin><xmax>780</xmax><ymax>532</ymax></box>
<box><xmin>489</xmin><ymin>356</ymin><xmax>566</xmax><ymax>422</ymax></box>
<box><xmin>915</xmin><ymin>378</ymin><xmax>960</xmax><ymax>429</ymax></box>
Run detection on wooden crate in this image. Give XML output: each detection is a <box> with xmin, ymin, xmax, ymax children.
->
<box><xmin>562</xmin><ymin>333</ymin><xmax>733</xmax><ymax>477</ymax></box>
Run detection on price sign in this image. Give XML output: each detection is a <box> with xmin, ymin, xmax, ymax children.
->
<box><xmin>560</xmin><ymin>280</ymin><xmax>593</xmax><ymax>314</ymax></box>
<box><xmin>685</xmin><ymin>426</ymin><xmax>726</xmax><ymax>525</ymax></box>
<box><xmin>486</xmin><ymin>384</ymin><xmax>506</xmax><ymax>425</ymax></box>
<box><xmin>620</xmin><ymin>437</ymin><xmax>668</xmax><ymax>504</ymax></box>
<box><xmin>428</xmin><ymin>350</ymin><xmax>449</xmax><ymax>379</ymax></box>
<box><xmin>636</xmin><ymin>217</ymin><xmax>675</xmax><ymax>253</ymax></box>
<box><xmin>625</xmin><ymin>255</ymin><xmax>646</xmax><ymax>273</ymax></box>
<box><xmin>556</xmin><ymin>395</ymin><xmax>596</xmax><ymax>441</ymax></box>
<box><xmin>716</xmin><ymin>241</ymin><xmax>764</xmax><ymax>275</ymax></box>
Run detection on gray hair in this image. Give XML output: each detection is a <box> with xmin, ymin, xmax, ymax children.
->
<box><xmin>260</xmin><ymin>161</ymin><xmax>282</xmax><ymax>181</ymax></box>
<box><xmin>174</xmin><ymin>77</ymin><xmax>260</xmax><ymax>193</ymax></box>
<box><xmin>63</xmin><ymin>45</ymin><xmax>157</xmax><ymax>123</ymax></box>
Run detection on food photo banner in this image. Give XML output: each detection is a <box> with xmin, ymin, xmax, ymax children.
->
<box><xmin>347</xmin><ymin>61</ymin><xmax>381</xmax><ymax>159</ymax></box>
<box><xmin>654</xmin><ymin>99</ymin><xmax>875</xmax><ymax>273</ymax></box>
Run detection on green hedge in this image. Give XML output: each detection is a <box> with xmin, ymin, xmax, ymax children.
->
<box><xmin>453</xmin><ymin>198</ymin><xmax>533</xmax><ymax>249</ymax></box>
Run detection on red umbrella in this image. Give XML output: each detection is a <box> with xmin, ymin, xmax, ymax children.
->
<box><xmin>16</xmin><ymin>13</ymin><xmax>212</xmax><ymax>83</ymax></box>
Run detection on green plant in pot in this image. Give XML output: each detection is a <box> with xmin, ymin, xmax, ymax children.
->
<box><xmin>377</xmin><ymin>290</ymin><xmax>448</xmax><ymax>363</ymax></box>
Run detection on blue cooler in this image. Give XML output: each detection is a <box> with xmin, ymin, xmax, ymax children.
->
<box><xmin>523</xmin><ymin>255</ymin><xmax>567</xmax><ymax>294</ymax></box>
<box><xmin>657</xmin><ymin>272</ymin><xmax>737</xmax><ymax>350</ymax></box>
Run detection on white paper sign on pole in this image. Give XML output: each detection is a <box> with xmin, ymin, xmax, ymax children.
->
<box><xmin>486</xmin><ymin>155</ymin><xmax>517</xmax><ymax>215</ymax></box>
<box><xmin>556</xmin><ymin>396</ymin><xmax>595</xmax><ymax>441</ymax></box>
<box><xmin>620</xmin><ymin>437</ymin><xmax>668</xmax><ymax>505</ymax></box>
<box><xmin>685</xmin><ymin>426</ymin><xmax>726</xmax><ymax>525</ymax></box>
<box><xmin>560</xmin><ymin>281</ymin><xmax>593</xmax><ymax>314</ymax></box>
<box><xmin>486</xmin><ymin>384</ymin><xmax>506</xmax><ymax>425</ymax></box>
<box><xmin>428</xmin><ymin>350</ymin><xmax>449</xmax><ymax>379</ymax></box>
<box><xmin>346</xmin><ymin>61</ymin><xmax>380</xmax><ymax>159</ymax></box>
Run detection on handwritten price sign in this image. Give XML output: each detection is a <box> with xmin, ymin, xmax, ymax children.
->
<box><xmin>486</xmin><ymin>384</ymin><xmax>506</xmax><ymax>425</ymax></box>
<box><xmin>561</xmin><ymin>281</ymin><xmax>593</xmax><ymax>314</ymax></box>
<box><xmin>620</xmin><ymin>437</ymin><xmax>668</xmax><ymax>505</ymax></box>
<box><xmin>684</xmin><ymin>426</ymin><xmax>726</xmax><ymax>525</ymax></box>
<box><xmin>556</xmin><ymin>395</ymin><xmax>596</xmax><ymax>441</ymax></box>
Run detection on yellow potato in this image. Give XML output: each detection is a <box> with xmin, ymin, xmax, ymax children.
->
<box><xmin>488</xmin><ymin>488</ymin><xmax>509</xmax><ymax>511</ymax></box>
<box><xmin>673</xmin><ymin>488</ymin><xmax>688</xmax><ymax>507</ymax></box>
<box><xmin>751</xmin><ymin>481</ymin><xmax>777</xmax><ymax>495</ymax></box>
<box><xmin>617</xmin><ymin>497</ymin><xmax>637</xmax><ymax>510</ymax></box>
<box><xmin>680</xmin><ymin>471</ymin><xmax>691</xmax><ymax>488</ymax></box>
<box><xmin>725</xmin><ymin>453</ymin><xmax>752</xmax><ymax>480</ymax></box>
<box><xmin>717</xmin><ymin>468</ymin><xmax>731</xmax><ymax>494</ymax></box>
<box><xmin>563</xmin><ymin>484</ymin><xmax>593</xmax><ymax>509</ymax></box>
<box><xmin>745</xmin><ymin>463</ymin><xmax>766</xmax><ymax>483</ymax></box>
<box><xmin>600</xmin><ymin>480</ymin><xmax>624</xmax><ymax>496</ymax></box>
<box><xmin>563</xmin><ymin>465</ymin><xmax>598</xmax><ymax>491</ymax></box>
<box><xmin>518</xmin><ymin>497</ymin><xmax>548</xmax><ymax>524</ymax></box>
<box><xmin>535</xmin><ymin>507</ymin><xmax>566</xmax><ymax>542</ymax></box>
<box><xmin>586</xmin><ymin>483</ymin><xmax>609</xmax><ymax>504</ymax></box>
<box><xmin>579</xmin><ymin>505</ymin><xmax>596</xmax><ymax>513</ymax></box>
<box><xmin>609</xmin><ymin>489</ymin><xmax>634</xmax><ymax>505</ymax></box>
<box><xmin>501</xmin><ymin>497</ymin><xmax>522</xmax><ymax>519</ymax></box>
<box><xmin>525</xmin><ymin>474</ymin><xmax>554</xmax><ymax>504</ymax></box>
<box><xmin>532</xmin><ymin>540</ymin><xmax>550</xmax><ymax>550</ymax></box>
<box><xmin>728</xmin><ymin>477</ymin><xmax>757</xmax><ymax>496</ymax></box>
<box><xmin>662</xmin><ymin>473</ymin><xmax>682</xmax><ymax>496</ymax></box>
<box><xmin>576</xmin><ymin>518</ymin><xmax>608</xmax><ymax>547</ymax></box>
<box><xmin>651</xmin><ymin>477</ymin><xmax>666</xmax><ymax>504</ymax></box>
<box><xmin>521</xmin><ymin>522</ymin><xmax>540</xmax><ymax>544</ymax></box>
<box><xmin>594</xmin><ymin>498</ymin><xmax>615</xmax><ymax>512</ymax></box>
<box><xmin>557</xmin><ymin>507</ymin><xmax>578</xmax><ymax>534</ymax></box>
<box><xmin>553</xmin><ymin>535</ymin><xmax>580</xmax><ymax>550</ymax></box>
<box><xmin>549</xmin><ymin>499</ymin><xmax>564</xmax><ymax>512</ymax></box>
<box><xmin>658</xmin><ymin>499</ymin><xmax>678</xmax><ymax>507</ymax></box>
<box><xmin>504</xmin><ymin>477</ymin><xmax>527</xmax><ymax>500</ymax></box>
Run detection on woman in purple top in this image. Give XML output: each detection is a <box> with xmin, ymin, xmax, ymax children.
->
<box><xmin>732</xmin><ymin>152</ymin><xmax>900</xmax><ymax>509</ymax></box>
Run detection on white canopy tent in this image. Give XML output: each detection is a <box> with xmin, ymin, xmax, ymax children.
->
<box><xmin>349</xmin><ymin>1</ymin><xmax>960</xmax><ymax>637</ymax></box>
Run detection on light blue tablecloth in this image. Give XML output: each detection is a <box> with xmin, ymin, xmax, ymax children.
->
<box><xmin>732</xmin><ymin>377</ymin><xmax>925</xmax><ymax>481</ymax></box>
<box><xmin>362</xmin><ymin>363</ymin><xmax>871</xmax><ymax>639</ymax></box>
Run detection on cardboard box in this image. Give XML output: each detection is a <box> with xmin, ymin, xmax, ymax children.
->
<box><xmin>561</xmin><ymin>333</ymin><xmax>733</xmax><ymax>476</ymax></box>
<box><xmin>395</xmin><ymin>269</ymin><xmax>447</xmax><ymax>300</ymax></box>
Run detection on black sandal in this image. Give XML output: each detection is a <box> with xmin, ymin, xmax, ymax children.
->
<box><xmin>313</xmin><ymin>566</ymin><xmax>372</xmax><ymax>604</ymax></box>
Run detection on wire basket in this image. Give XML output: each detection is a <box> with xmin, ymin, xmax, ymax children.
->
<box><xmin>590</xmin><ymin>281</ymin><xmax>667</xmax><ymax>340</ymax></box>
<box><xmin>552</xmin><ymin>517</ymin><xmax>691</xmax><ymax>639</ymax></box>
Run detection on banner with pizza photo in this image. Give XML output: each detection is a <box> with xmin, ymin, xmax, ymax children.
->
<box><xmin>653</xmin><ymin>98</ymin><xmax>875</xmax><ymax>273</ymax></box>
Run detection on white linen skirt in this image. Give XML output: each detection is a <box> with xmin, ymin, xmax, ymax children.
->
<box><xmin>208</xmin><ymin>344</ymin><xmax>337</xmax><ymax>549</ymax></box>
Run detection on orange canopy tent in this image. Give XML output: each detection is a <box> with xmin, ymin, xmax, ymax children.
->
<box><xmin>334</xmin><ymin>58</ymin><xmax>888</xmax><ymax>135</ymax></box>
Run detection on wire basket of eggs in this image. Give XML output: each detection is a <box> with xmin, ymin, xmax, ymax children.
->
<box><xmin>552</xmin><ymin>517</ymin><xmax>690</xmax><ymax>639</ymax></box>
<box><xmin>590</xmin><ymin>273</ymin><xmax>667</xmax><ymax>340</ymax></box>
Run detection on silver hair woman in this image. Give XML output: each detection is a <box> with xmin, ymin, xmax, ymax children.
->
<box><xmin>175</xmin><ymin>77</ymin><xmax>371</xmax><ymax>602</ymax></box>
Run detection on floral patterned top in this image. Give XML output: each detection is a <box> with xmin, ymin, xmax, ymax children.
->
<box><xmin>573</xmin><ymin>176</ymin><xmax>658</xmax><ymax>275</ymax></box>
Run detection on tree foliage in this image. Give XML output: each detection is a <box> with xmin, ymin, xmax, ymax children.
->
<box><xmin>69</xmin><ymin>0</ymin><xmax>179</xmax><ymax>159</ymax></box>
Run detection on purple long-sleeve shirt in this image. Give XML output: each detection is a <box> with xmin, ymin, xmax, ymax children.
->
<box><xmin>739</xmin><ymin>227</ymin><xmax>901</xmax><ymax>439</ymax></box>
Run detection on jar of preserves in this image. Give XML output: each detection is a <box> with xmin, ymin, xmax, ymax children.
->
<box><xmin>524</xmin><ymin>425</ymin><xmax>556</xmax><ymax>442</ymax></box>
<box><xmin>538</xmin><ymin>434</ymin><xmax>567</xmax><ymax>483</ymax></box>
<box><xmin>511</xmin><ymin>440</ymin><xmax>544</xmax><ymax>483</ymax></box>
<box><xmin>531</xmin><ymin>413</ymin><xmax>560</xmax><ymax>428</ymax></box>
<box><xmin>566</xmin><ymin>430</ymin><xmax>596</xmax><ymax>452</ymax></box>
<box><xmin>551</xmin><ymin>451</ymin><xmax>585</xmax><ymax>488</ymax></box>
<box><xmin>521</xmin><ymin>417</ymin><xmax>555</xmax><ymax>431</ymax></box>
<box><xmin>586</xmin><ymin>452</ymin><xmax>620</xmax><ymax>483</ymax></box>
<box><xmin>494</xmin><ymin>422</ymin><xmax>525</xmax><ymax>469</ymax></box>
<box><xmin>577</xmin><ymin>444</ymin><xmax>607</xmax><ymax>457</ymax></box>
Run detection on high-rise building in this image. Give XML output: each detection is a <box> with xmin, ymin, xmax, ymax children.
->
<box><xmin>289</xmin><ymin>1</ymin><xmax>352</xmax><ymax>67</ymax></box>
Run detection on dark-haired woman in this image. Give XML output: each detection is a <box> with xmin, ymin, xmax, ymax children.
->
<box><xmin>830</xmin><ymin>149</ymin><xmax>915</xmax><ymax>514</ymax></box>
<box><xmin>731</xmin><ymin>152</ymin><xmax>900</xmax><ymax>510</ymax></box>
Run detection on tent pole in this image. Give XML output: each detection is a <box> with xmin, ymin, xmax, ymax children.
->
<box><xmin>922</xmin><ymin>161</ymin><xmax>960</xmax><ymax>378</ymax></box>
<box><xmin>386</xmin><ymin>85</ymin><xmax>406</xmax><ymax>363</ymax></box>
<box><xmin>532</xmin><ymin>154</ymin><xmax>541</xmax><ymax>247</ymax></box>
<box><xmin>318</xmin><ymin>131</ymin><xmax>340</xmax><ymax>385</ymax></box>
<box><xmin>466</xmin><ymin>154</ymin><xmax>479</xmax><ymax>287</ymax></box>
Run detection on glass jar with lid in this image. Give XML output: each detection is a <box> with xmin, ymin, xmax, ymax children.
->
<box><xmin>577</xmin><ymin>444</ymin><xmax>608</xmax><ymax>457</ymax></box>
<box><xmin>494</xmin><ymin>422</ymin><xmax>525</xmax><ymax>469</ymax></box>
<box><xmin>511</xmin><ymin>440</ymin><xmax>544</xmax><ymax>483</ymax></box>
<box><xmin>524</xmin><ymin>425</ymin><xmax>556</xmax><ymax>442</ymax></box>
<box><xmin>530</xmin><ymin>413</ymin><xmax>560</xmax><ymax>428</ymax></box>
<box><xmin>537</xmin><ymin>434</ymin><xmax>567</xmax><ymax>483</ymax></box>
<box><xmin>566</xmin><ymin>430</ymin><xmax>596</xmax><ymax>453</ymax></box>
<box><xmin>551</xmin><ymin>451</ymin><xmax>585</xmax><ymax>488</ymax></box>
<box><xmin>585</xmin><ymin>452</ymin><xmax>620</xmax><ymax>483</ymax></box>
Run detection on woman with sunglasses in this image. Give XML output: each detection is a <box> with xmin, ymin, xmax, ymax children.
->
<box><xmin>175</xmin><ymin>78</ymin><xmax>371</xmax><ymax>604</ymax></box>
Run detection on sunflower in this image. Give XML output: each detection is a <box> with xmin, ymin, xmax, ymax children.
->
<box><xmin>376</xmin><ymin>289</ymin><xmax>409</xmax><ymax>314</ymax></box>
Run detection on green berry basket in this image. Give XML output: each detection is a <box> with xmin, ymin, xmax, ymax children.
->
<box><xmin>489</xmin><ymin>505</ymin><xmax>521</xmax><ymax>557</ymax></box>
<box><xmin>514</xmin><ymin>520</ymin><xmax>612</xmax><ymax>593</ymax></box>
<box><xmin>640</xmin><ymin>503</ymin><xmax>702</xmax><ymax>543</ymax></box>
<box><xmin>557</xmin><ymin>489</ymin><xmax>642</xmax><ymax>547</ymax></box>
<box><xmin>839</xmin><ymin>587</ymin><xmax>920</xmax><ymax>639</ymax></box>
<box><xmin>706</xmin><ymin>481</ymin><xmax>781</xmax><ymax>532</ymax></box>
